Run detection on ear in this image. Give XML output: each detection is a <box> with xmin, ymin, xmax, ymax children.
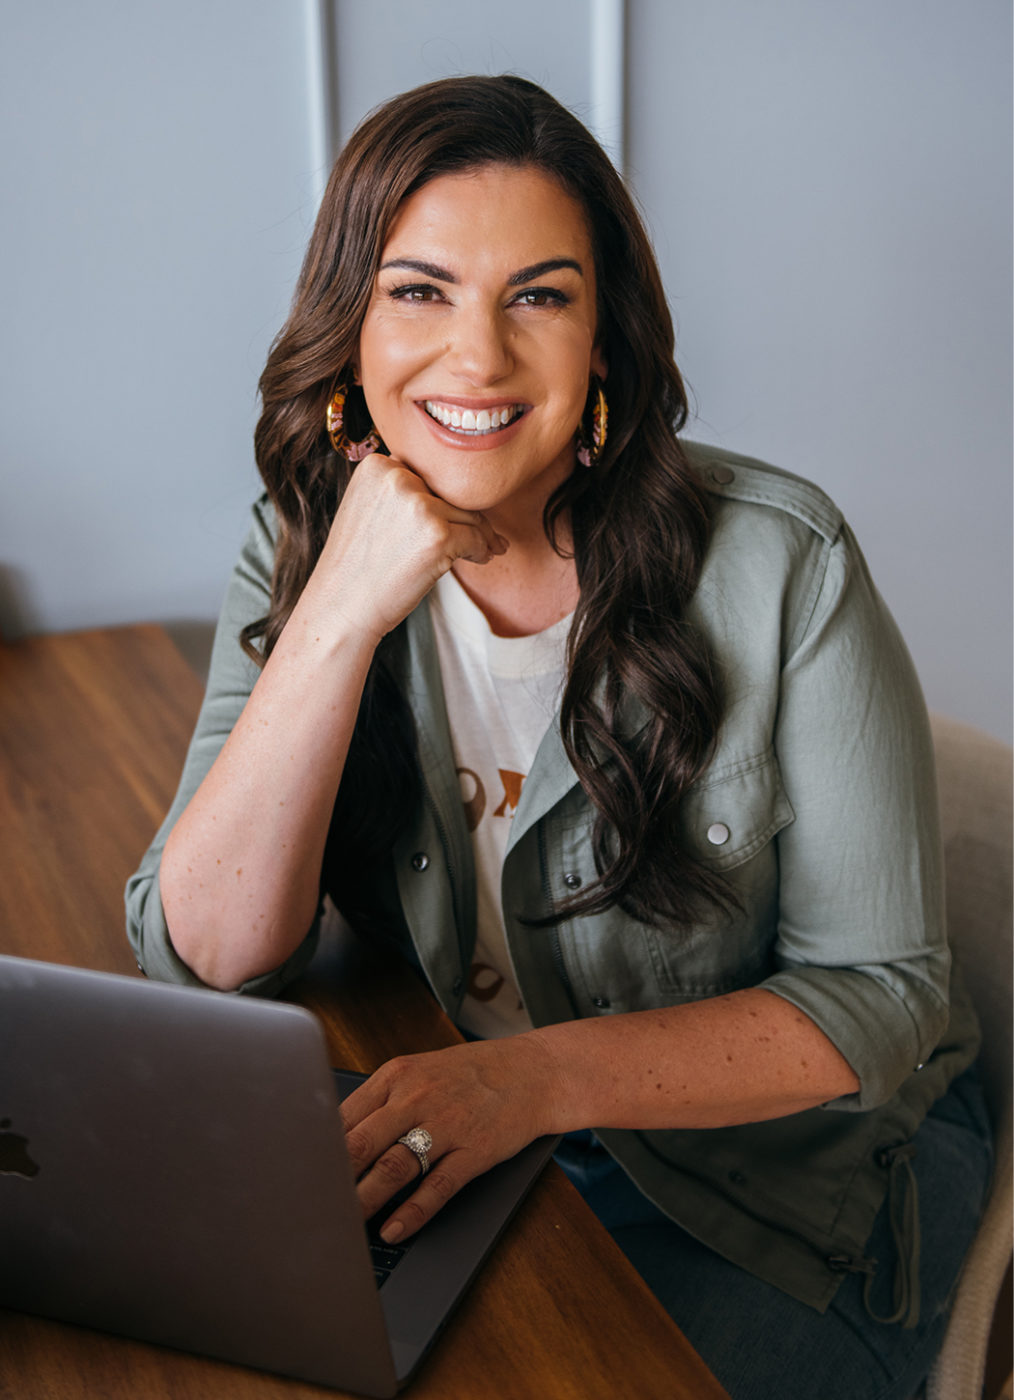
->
<box><xmin>591</xmin><ymin>344</ymin><xmax>608</xmax><ymax>381</ymax></box>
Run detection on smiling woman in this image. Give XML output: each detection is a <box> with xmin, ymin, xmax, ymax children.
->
<box><xmin>125</xmin><ymin>75</ymin><xmax>990</xmax><ymax>1400</ymax></box>
<box><xmin>357</xmin><ymin>166</ymin><xmax>605</xmax><ymax>541</ymax></box>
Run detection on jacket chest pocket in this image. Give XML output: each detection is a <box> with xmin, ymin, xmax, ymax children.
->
<box><xmin>642</xmin><ymin>750</ymin><xmax>794</xmax><ymax>997</ymax></box>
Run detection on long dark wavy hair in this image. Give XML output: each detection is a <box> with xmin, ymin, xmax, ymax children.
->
<box><xmin>246</xmin><ymin>75</ymin><xmax>727</xmax><ymax>928</ymax></box>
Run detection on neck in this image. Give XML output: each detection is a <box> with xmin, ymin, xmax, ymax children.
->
<box><xmin>452</xmin><ymin>518</ymin><xmax>578</xmax><ymax>638</ymax></box>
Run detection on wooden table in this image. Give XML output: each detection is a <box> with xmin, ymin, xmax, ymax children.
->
<box><xmin>0</xmin><ymin>624</ymin><xmax>728</xmax><ymax>1400</ymax></box>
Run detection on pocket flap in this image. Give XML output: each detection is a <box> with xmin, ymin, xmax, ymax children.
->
<box><xmin>679</xmin><ymin>750</ymin><xmax>794</xmax><ymax>871</ymax></box>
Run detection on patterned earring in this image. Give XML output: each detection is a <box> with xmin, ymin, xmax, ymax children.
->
<box><xmin>325</xmin><ymin>382</ymin><xmax>381</xmax><ymax>462</ymax></box>
<box><xmin>576</xmin><ymin>379</ymin><xmax>608</xmax><ymax>468</ymax></box>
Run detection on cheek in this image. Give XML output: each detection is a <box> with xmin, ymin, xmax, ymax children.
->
<box><xmin>359</xmin><ymin>313</ymin><xmax>434</xmax><ymax>384</ymax></box>
<box><xmin>557</xmin><ymin>341</ymin><xmax>598</xmax><ymax>419</ymax></box>
<box><xmin>358</xmin><ymin>333</ymin><xmax>430</xmax><ymax>427</ymax></box>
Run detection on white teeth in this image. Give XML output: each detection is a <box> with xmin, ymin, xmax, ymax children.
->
<box><xmin>423</xmin><ymin>401</ymin><xmax>521</xmax><ymax>434</ymax></box>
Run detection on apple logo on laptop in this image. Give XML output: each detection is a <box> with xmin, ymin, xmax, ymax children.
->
<box><xmin>0</xmin><ymin>1118</ymin><xmax>40</xmax><ymax>1178</ymax></box>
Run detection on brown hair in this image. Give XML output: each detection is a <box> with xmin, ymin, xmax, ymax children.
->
<box><xmin>247</xmin><ymin>75</ymin><xmax>727</xmax><ymax>928</ymax></box>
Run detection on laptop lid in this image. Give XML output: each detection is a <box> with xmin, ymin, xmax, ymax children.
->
<box><xmin>0</xmin><ymin>955</ymin><xmax>557</xmax><ymax>1396</ymax></box>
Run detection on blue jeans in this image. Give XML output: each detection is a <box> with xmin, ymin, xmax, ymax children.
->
<box><xmin>555</xmin><ymin>1067</ymin><xmax>992</xmax><ymax>1400</ymax></box>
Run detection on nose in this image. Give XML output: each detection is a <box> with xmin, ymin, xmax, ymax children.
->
<box><xmin>445</xmin><ymin>302</ymin><xmax>513</xmax><ymax>385</ymax></box>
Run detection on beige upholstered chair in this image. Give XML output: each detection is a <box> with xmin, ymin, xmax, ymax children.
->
<box><xmin>925</xmin><ymin>715</ymin><xmax>1013</xmax><ymax>1400</ymax></box>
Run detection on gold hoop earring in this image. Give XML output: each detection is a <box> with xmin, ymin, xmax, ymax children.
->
<box><xmin>326</xmin><ymin>382</ymin><xmax>380</xmax><ymax>462</ymax></box>
<box><xmin>576</xmin><ymin>380</ymin><xmax>608</xmax><ymax>468</ymax></box>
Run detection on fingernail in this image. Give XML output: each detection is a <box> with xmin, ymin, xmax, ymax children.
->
<box><xmin>380</xmin><ymin>1219</ymin><xmax>404</xmax><ymax>1244</ymax></box>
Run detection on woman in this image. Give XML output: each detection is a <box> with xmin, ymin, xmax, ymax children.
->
<box><xmin>126</xmin><ymin>76</ymin><xmax>990</xmax><ymax>1398</ymax></box>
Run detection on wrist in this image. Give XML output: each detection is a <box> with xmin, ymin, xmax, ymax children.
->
<box><xmin>518</xmin><ymin>1025</ymin><xmax>582</xmax><ymax>1136</ymax></box>
<box><xmin>277</xmin><ymin>583</ymin><xmax>385</xmax><ymax>665</ymax></box>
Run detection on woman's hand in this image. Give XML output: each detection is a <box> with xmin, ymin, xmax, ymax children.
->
<box><xmin>340</xmin><ymin>1033</ymin><xmax>562</xmax><ymax>1243</ymax></box>
<box><xmin>309</xmin><ymin>453</ymin><xmax>507</xmax><ymax>645</ymax></box>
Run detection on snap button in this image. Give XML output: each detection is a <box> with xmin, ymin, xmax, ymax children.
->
<box><xmin>592</xmin><ymin>996</ymin><xmax>611</xmax><ymax>1009</ymax></box>
<box><xmin>563</xmin><ymin>871</ymin><xmax>583</xmax><ymax>889</ymax></box>
<box><xmin>710</xmin><ymin>465</ymin><xmax>735</xmax><ymax>486</ymax></box>
<box><xmin>706</xmin><ymin>822</ymin><xmax>730</xmax><ymax>846</ymax></box>
<box><xmin>914</xmin><ymin>1063</ymin><xmax>924</xmax><ymax>1072</ymax></box>
<box><xmin>411</xmin><ymin>852</ymin><xmax>430</xmax><ymax>872</ymax></box>
<box><xmin>452</xmin><ymin>976</ymin><xmax>463</xmax><ymax>997</ymax></box>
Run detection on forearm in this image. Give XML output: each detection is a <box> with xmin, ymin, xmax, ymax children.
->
<box><xmin>158</xmin><ymin>457</ymin><xmax>509</xmax><ymax>992</ymax></box>
<box><xmin>160</xmin><ymin>597</ymin><xmax>378</xmax><ymax>991</ymax></box>
<box><xmin>528</xmin><ymin>988</ymin><xmax>860</xmax><ymax>1134</ymax></box>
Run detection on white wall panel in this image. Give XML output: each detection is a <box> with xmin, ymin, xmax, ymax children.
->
<box><xmin>329</xmin><ymin>0</ymin><xmax>622</xmax><ymax>159</ymax></box>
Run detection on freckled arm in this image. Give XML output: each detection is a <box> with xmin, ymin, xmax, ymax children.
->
<box><xmin>525</xmin><ymin>989</ymin><xmax>860</xmax><ymax>1133</ymax></box>
<box><xmin>159</xmin><ymin>606</ymin><xmax>377</xmax><ymax>993</ymax></box>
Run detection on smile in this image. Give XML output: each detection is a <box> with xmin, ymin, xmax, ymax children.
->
<box><xmin>423</xmin><ymin>401</ymin><xmax>525</xmax><ymax>435</ymax></box>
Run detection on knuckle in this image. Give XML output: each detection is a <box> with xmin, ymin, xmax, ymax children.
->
<box><xmin>418</xmin><ymin>514</ymin><xmax>449</xmax><ymax>550</ymax></box>
<box><xmin>372</xmin><ymin>1058</ymin><xmax>409</xmax><ymax>1099</ymax></box>
<box><xmin>356</xmin><ymin>456</ymin><xmax>386</xmax><ymax>489</ymax></box>
<box><xmin>374</xmin><ymin>1150</ymin><xmax>412</xmax><ymax>1187</ymax></box>
<box><xmin>426</xmin><ymin>1167</ymin><xmax>459</xmax><ymax>1204</ymax></box>
<box><xmin>344</xmin><ymin>1126</ymin><xmax>370</xmax><ymax>1162</ymax></box>
<box><xmin>396</xmin><ymin>1197</ymin><xmax>430</xmax><ymax>1232</ymax></box>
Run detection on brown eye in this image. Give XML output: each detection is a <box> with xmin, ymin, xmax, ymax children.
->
<box><xmin>388</xmin><ymin>283</ymin><xmax>443</xmax><ymax>303</ymax></box>
<box><xmin>514</xmin><ymin>288</ymin><xmax>568</xmax><ymax>308</ymax></box>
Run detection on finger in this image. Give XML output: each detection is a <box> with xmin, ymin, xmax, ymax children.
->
<box><xmin>356</xmin><ymin>1137</ymin><xmax>433</xmax><ymax>1222</ymax></box>
<box><xmin>340</xmin><ymin>1058</ymin><xmax>419</xmax><ymax>1172</ymax></box>
<box><xmin>470</xmin><ymin>511</ymin><xmax>509</xmax><ymax>557</ymax></box>
<box><xmin>343</xmin><ymin>1104</ymin><xmax>409</xmax><ymax>1180</ymax></box>
<box><xmin>339</xmin><ymin>1073</ymin><xmax>389</xmax><ymax>1134</ymax></box>
<box><xmin>378</xmin><ymin>1149</ymin><xmax>481</xmax><ymax>1244</ymax></box>
<box><xmin>442</xmin><ymin>516</ymin><xmax>507</xmax><ymax>567</ymax></box>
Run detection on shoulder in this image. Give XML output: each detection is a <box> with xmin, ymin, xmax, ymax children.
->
<box><xmin>248</xmin><ymin>492</ymin><xmax>279</xmax><ymax>551</ymax></box>
<box><xmin>683</xmin><ymin>440</ymin><xmax>844</xmax><ymax>546</ymax></box>
<box><xmin>681</xmin><ymin>443</ymin><xmax>866</xmax><ymax>673</ymax></box>
<box><xmin>209</xmin><ymin>494</ymin><xmax>280</xmax><ymax>637</ymax></box>
<box><xmin>231</xmin><ymin>494</ymin><xmax>279</xmax><ymax>585</ymax></box>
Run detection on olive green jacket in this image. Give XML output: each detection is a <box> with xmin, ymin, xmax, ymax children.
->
<box><xmin>126</xmin><ymin>443</ymin><xmax>979</xmax><ymax>1314</ymax></box>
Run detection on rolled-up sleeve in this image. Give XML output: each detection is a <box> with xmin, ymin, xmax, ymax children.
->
<box><xmin>124</xmin><ymin>498</ymin><xmax>321</xmax><ymax>996</ymax></box>
<box><xmin>761</xmin><ymin>524</ymin><xmax>949</xmax><ymax>1110</ymax></box>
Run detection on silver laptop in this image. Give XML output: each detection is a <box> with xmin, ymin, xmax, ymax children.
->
<box><xmin>0</xmin><ymin>954</ymin><xmax>559</xmax><ymax>1396</ymax></box>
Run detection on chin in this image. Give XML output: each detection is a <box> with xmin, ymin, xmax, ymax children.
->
<box><xmin>408</xmin><ymin>463</ymin><xmax>504</xmax><ymax>513</ymax></box>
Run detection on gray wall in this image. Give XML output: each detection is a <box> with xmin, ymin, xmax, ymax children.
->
<box><xmin>2</xmin><ymin>2</ymin><xmax>1010</xmax><ymax>742</ymax></box>
<box><xmin>629</xmin><ymin>0</ymin><xmax>1012</xmax><ymax>744</ymax></box>
<box><xmin>0</xmin><ymin>2</ymin><xmax>318</xmax><ymax>641</ymax></box>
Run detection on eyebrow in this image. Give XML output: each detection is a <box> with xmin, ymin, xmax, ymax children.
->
<box><xmin>378</xmin><ymin>256</ymin><xmax>584</xmax><ymax>285</ymax></box>
<box><xmin>509</xmin><ymin>258</ymin><xmax>584</xmax><ymax>285</ymax></box>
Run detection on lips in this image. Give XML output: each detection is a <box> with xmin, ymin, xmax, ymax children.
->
<box><xmin>422</xmin><ymin>400</ymin><xmax>525</xmax><ymax>435</ymax></box>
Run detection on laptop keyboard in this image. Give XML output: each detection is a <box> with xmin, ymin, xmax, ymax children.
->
<box><xmin>368</xmin><ymin>1235</ymin><xmax>409</xmax><ymax>1288</ymax></box>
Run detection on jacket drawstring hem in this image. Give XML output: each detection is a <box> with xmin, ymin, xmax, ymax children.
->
<box><xmin>827</xmin><ymin>1143</ymin><xmax>921</xmax><ymax>1330</ymax></box>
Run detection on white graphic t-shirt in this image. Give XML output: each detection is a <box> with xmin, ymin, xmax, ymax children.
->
<box><xmin>429</xmin><ymin>571</ymin><xmax>570</xmax><ymax>1039</ymax></box>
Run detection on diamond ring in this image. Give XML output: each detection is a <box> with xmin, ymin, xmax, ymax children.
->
<box><xmin>396</xmin><ymin>1127</ymin><xmax>433</xmax><ymax>1176</ymax></box>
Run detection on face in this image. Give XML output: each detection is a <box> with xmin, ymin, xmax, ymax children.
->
<box><xmin>355</xmin><ymin>164</ymin><xmax>607</xmax><ymax>526</ymax></box>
